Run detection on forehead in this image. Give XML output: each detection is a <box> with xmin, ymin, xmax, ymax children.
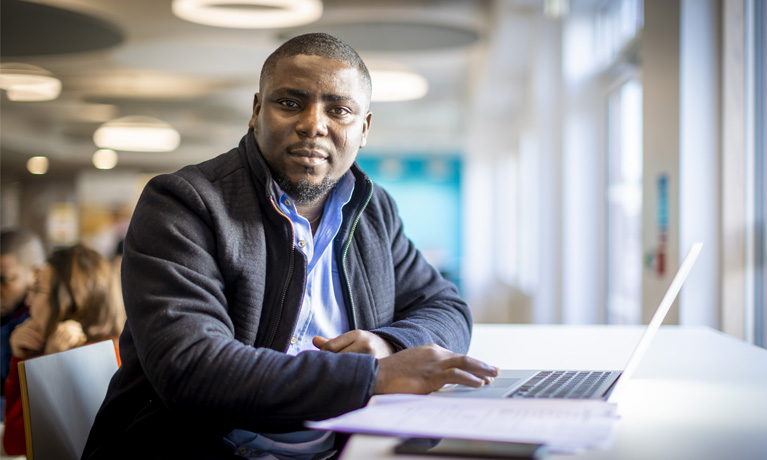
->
<box><xmin>263</xmin><ymin>54</ymin><xmax>367</xmax><ymax>101</ymax></box>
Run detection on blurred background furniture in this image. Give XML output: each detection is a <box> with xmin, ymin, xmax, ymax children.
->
<box><xmin>19</xmin><ymin>340</ymin><xmax>118</xmax><ymax>460</ymax></box>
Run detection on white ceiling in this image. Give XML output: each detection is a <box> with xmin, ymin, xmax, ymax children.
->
<box><xmin>0</xmin><ymin>0</ymin><xmax>546</xmax><ymax>178</ymax></box>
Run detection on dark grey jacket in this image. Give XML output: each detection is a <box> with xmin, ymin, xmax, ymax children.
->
<box><xmin>82</xmin><ymin>131</ymin><xmax>471</xmax><ymax>458</ymax></box>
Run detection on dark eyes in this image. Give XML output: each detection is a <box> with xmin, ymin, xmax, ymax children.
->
<box><xmin>277</xmin><ymin>100</ymin><xmax>351</xmax><ymax>116</ymax></box>
<box><xmin>328</xmin><ymin>107</ymin><xmax>351</xmax><ymax>116</ymax></box>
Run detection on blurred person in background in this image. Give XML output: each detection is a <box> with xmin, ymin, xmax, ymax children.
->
<box><xmin>2</xmin><ymin>244</ymin><xmax>125</xmax><ymax>456</ymax></box>
<box><xmin>0</xmin><ymin>228</ymin><xmax>46</xmax><ymax>419</ymax></box>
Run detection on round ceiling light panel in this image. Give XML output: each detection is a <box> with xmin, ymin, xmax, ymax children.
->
<box><xmin>94</xmin><ymin>116</ymin><xmax>181</xmax><ymax>152</ymax></box>
<box><xmin>172</xmin><ymin>0</ymin><xmax>323</xmax><ymax>29</ymax></box>
<box><xmin>92</xmin><ymin>149</ymin><xmax>119</xmax><ymax>170</ymax></box>
<box><xmin>369</xmin><ymin>70</ymin><xmax>428</xmax><ymax>102</ymax></box>
<box><xmin>26</xmin><ymin>156</ymin><xmax>50</xmax><ymax>175</ymax></box>
<box><xmin>0</xmin><ymin>63</ymin><xmax>62</xmax><ymax>101</ymax></box>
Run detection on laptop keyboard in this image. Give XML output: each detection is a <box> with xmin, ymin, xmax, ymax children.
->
<box><xmin>508</xmin><ymin>370</ymin><xmax>612</xmax><ymax>399</ymax></box>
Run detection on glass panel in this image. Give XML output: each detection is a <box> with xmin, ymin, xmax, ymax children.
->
<box><xmin>595</xmin><ymin>0</ymin><xmax>644</xmax><ymax>67</ymax></box>
<box><xmin>606</xmin><ymin>80</ymin><xmax>643</xmax><ymax>324</ymax></box>
<box><xmin>753</xmin><ymin>0</ymin><xmax>766</xmax><ymax>347</ymax></box>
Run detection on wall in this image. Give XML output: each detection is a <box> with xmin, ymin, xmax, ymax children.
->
<box><xmin>640</xmin><ymin>0</ymin><xmax>682</xmax><ymax>324</ymax></box>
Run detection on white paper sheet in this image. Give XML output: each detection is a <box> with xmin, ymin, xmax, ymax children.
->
<box><xmin>307</xmin><ymin>395</ymin><xmax>620</xmax><ymax>454</ymax></box>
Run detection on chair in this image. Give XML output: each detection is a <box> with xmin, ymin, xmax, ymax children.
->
<box><xmin>18</xmin><ymin>340</ymin><xmax>118</xmax><ymax>460</ymax></box>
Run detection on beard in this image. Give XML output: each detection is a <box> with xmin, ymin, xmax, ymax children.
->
<box><xmin>274</xmin><ymin>170</ymin><xmax>337</xmax><ymax>205</ymax></box>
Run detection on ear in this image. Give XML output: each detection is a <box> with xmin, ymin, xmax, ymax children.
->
<box><xmin>359</xmin><ymin>112</ymin><xmax>372</xmax><ymax>148</ymax></box>
<box><xmin>248</xmin><ymin>93</ymin><xmax>261</xmax><ymax>129</ymax></box>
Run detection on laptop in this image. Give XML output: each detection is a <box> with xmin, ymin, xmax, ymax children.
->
<box><xmin>437</xmin><ymin>242</ymin><xmax>703</xmax><ymax>403</ymax></box>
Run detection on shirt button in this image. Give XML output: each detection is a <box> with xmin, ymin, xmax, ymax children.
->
<box><xmin>298</xmin><ymin>240</ymin><xmax>306</xmax><ymax>248</ymax></box>
<box><xmin>290</xmin><ymin>336</ymin><xmax>298</xmax><ymax>344</ymax></box>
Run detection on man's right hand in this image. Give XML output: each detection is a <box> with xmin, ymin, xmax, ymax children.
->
<box><xmin>373</xmin><ymin>343</ymin><xmax>499</xmax><ymax>395</ymax></box>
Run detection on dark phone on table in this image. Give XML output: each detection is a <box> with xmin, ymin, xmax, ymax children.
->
<box><xmin>394</xmin><ymin>437</ymin><xmax>548</xmax><ymax>459</ymax></box>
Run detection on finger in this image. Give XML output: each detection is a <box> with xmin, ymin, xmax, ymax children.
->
<box><xmin>438</xmin><ymin>368</ymin><xmax>491</xmax><ymax>388</ymax></box>
<box><xmin>333</xmin><ymin>341</ymin><xmax>372</xmax><ymax>355</ymax></box>
<box><xmin>323</xmin><ymin>331</ymin><xmax>392</xmax><ymax>357</ymax></box>
<box><xmin>12</xmin><ymin>320</ymin><xmax>37</xmax><ymax>336</ymax></box>
<box><xmin>11</xmin><ymin>331</ymin><xmax>44</xmax><ymax>357</ymax></box>
<box><xmin>13</xmin><ymin>327</ymin><xmax>44</xmax><ymax>345</ymax></box>
<box><xmin>318</xmin><ymin>332</ymin><xmax>357</xmax><ymax>353</ymax></box>
<box><xmin>312</xmin><ymin>336</ymin><xmax>329</xmax><ymax>349</ymax></box>
<box><xmin>72</xmin><ymin>333</ymin><xmax>87</xmax><ymax>347</ymax></box>
<box><xmin>60</xmin><ymin>328</ymin><xmax>86</xmax><ymax>345</ymax></box>
<box><xmin>442</xmin><ymin>355</ymin><xmax>499</xmax><ymax>377</ymax></box>
<box><xmin>13</xmin><ymin>336</ymin><xmax>41</xmax><ymax>350</ymax></box>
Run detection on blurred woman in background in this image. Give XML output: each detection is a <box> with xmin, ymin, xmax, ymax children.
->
<box><xmin>2</xmin><ymin>244</ymin><xmax>124</xmax><ymax>456</ymax></box>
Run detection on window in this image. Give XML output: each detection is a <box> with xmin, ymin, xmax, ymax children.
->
<box><xmin>595</xmin><ymin>0</ymin><xmax>644</xmax><ymax>68</ymax></box>
<box><xmin>606</xmin><ymin>80</ymin><xmax>643</xmax><ymax>324</ymax></box>
<box><xmin>750</xmin><ymin>0</ymin><xmax>766</xmax><ymax>347</ymax></box>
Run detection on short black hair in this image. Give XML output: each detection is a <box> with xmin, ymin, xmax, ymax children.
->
<box><xmin>260</xmin><ymin>33</ymin><xmax>372</xmax><ymax>101</ymax></box>
<box><xmin>0</xmin><ymin>227</ymin><xmax>45</xmax><ymax>269</ymax></box>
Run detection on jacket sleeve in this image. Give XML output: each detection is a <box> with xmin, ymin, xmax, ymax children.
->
<box><xmin>367</xmin><ymin>188</ymin><xmax>473</xmax><ymax>354</ymax></box>
<box><xmin>120</xmin><ymin>172</ymin><xmax>377</xmax><ymax>432</ymax></box>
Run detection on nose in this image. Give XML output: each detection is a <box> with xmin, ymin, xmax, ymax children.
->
<box><xmin>296</xmin><ymin>104</ymin><xmax>328</xmax><ymax>138</ymax></box>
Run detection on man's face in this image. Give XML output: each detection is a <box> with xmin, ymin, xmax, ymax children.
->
<box><xmin>250</xmin><ymin>54</ymin><xmax>372</xmax><ymax>204</ymax></box>
<box><xmin>0</xmin><ymin>254</ymin><xmax>36</xmax><ymax>316</ymax></box>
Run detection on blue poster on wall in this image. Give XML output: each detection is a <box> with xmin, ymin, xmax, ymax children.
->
<box><xmin>356</xmin><ymin>155</ymin><xmax>463</xmax><ymax>290</ymax></box>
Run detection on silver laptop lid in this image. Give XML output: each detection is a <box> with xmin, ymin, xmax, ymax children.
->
<box><xmin>607</xmin><ymin>242</ymin><xmax>703</xmax><ymax>402</ymax></box>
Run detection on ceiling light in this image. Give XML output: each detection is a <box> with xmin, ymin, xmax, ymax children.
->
<box><xmin>370</xmin><ymin>70</ymin><xmax>429</xmax><ymax>102</ymax></box>
<box><xmin>92</xmin><ymin>149</ymin><xmax>119</xmax><ymax>170</ymax></box>
<box><xmin>172</xmin><ymin>0</ymin><xmax>323</xmax><ymax>29</ymax></box>
<box><xmin>27</xmin><ymin>156</ymin><xmax>49</xmax><ymax>175</ymax></box>
<box><xmin>94</xmin><ymin>116</ymin><xmax>181</xmax><ymax>152</ymax></box>
<box><xmin>0</xmin><ymin>63</ymin><xmax>62</xmax><ymax>101</ymax></box>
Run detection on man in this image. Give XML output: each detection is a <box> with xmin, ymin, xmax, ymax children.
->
<box><xmin>0</xmin><ymin>228</ymin><xmax>45</xmax><ymax>417</ymax></box>
<box><xmin>83</xmin><ymin>33</ymin><xmax>497</xmax><ymax>459</ymax></box>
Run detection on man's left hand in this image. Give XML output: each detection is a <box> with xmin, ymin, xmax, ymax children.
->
<box><xmin>313</xmin><ymin>330</ymin><xmax>394</xmax><ymax>359</ymax></box>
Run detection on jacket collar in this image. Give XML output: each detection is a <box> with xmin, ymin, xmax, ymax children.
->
<box><xmin>242</xmin><ymin>129</ymin><xmax>277</xmax><ymax>200</ymax></box>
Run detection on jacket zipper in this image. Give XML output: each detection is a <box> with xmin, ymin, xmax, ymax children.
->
<box><xmin>341</xmin><ymin>182</ymin><xmax>374</xmax><ymax>330</ymax></box>
<box><xmin>268</xmin><ymin>196</ymin><xmax>295</xmax><ymax>349</ymax></box>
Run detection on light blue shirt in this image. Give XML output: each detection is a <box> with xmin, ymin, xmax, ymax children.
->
<box><xmin>223</xmin><ymin>171</ymin><xmax>356</xmax><ymax>459</ymax></box>
<box><xmin>277</xmin><ymin>171</ymin><xmax>355</xmax><ymax>355</ymax></box>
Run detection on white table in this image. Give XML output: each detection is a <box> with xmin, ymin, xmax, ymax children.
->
<box><xmin>340</xmin><ymin>324</ymin><xmax>767</xmax><ymax>460</ymax></box>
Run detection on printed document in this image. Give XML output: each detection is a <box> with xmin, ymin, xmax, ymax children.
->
<box><xmin>307</xmin><ymin>394</ymin><xmax>619</xmax><ymax>454</ymax></box>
